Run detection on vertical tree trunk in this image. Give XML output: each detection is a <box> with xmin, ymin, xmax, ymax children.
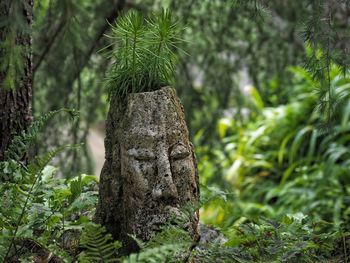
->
<box><xmin>0</xmin><ymin>0</ymin><xmax>33</xmax><ymax>161</ymax></box>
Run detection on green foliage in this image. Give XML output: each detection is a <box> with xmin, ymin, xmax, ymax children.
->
<box><xmin>79</xmin><ymin>223</ymin><xmax>188</xmax><ymax>263</ymax></box>
<box><xmin>28</xmin><ymin>0</ymin><xmax>350</xmax><ymax>175</ymax></box>
<box><xmin>1</xmin><ymin>109</ymin><xmax>190</xmax><ymax>262</ymax></box>
<box><xmin>302</xmin><ymin>0</ymin><xmax>350</xmax><ymax>77</ymax></box>
<box><xmin>2</xmin><ymin>1</ymin><xmax>350</xmax><ymax>262</ymax></box>
<box><xmin>224</xmin><ymin>214</ymin><xmax>337</xmax><ymax>262</ymax></box>
<box><xmin>0</xmin><ymin>162</ymin><xmax>98</xmax><ymax>262</ymax></box>
<box><xmin>0</xmin><ymin>111</ymin><xmax>98</xmax><ymax>262</ymax></box>
<box><xmin>4</xmin><ymin>108</ymin><xmax>78</xmax><ymax>162</ymax></box>
<box><xmin>197</xmin><ymin>64</ymin><xmax>350</xmax><ymax>261</ymax></box>
<box><xmin>79</xmin><ymin>222</ymin><xmax>121</xmax><ymax>262</ymax></box>
<box><xmin>125</xmin><ymin>244</ymin><xmax>182</xmax><ymax>263</ymax></box>
<box><xmin>105</xmin><ymin>9</ymin><xmax>183</xmax><ymax>100</ymax></box>
<box><xmin>184</xmin><ymin>211</ymin><xmax>341</xmax><ymax>263</ymax></box>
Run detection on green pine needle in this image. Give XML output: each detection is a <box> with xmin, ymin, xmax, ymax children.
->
<box><xmin>104</xmin><ymin>9</ymin><xmax>184</xmax><ymax>101</ymax></box>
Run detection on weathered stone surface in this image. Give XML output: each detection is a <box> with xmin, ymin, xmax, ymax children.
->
<box><xmin>96</xmin><ymin>87</ymin><xmax>200</xmax><ymax>253</ymax></box>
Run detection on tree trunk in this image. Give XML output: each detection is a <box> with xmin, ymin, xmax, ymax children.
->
<box><xmin>0</xmin><ymin>0</ymin><xmax>33</xmax><ymax>161</ymax></box>
<box><xmin>96</xmin><ymin>87</ymin><xmax>200</xmax><ymax>254</ymax></box>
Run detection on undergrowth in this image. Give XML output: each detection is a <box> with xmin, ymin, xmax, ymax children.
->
<box><xmin>0</xmin><ymin>104</ymin><xmax>349</xmax><ymax>262</ymax></box>
<box><xmin>2</xmin><ymin>2</ymin><xmax>350</xmax><ymax>263</ymax></box>
<box><xmin>1</xmin><ymin>50</ymin><xmax>349</xmax><ymax>263</ymax></box>
<box><xmin>0</xmin><ymin>110</ymin><xmax>98</xmax><ymax>262</ymax></box>
<box><xmin>197</xmin><ymin>64</ymin><xmax>350</xmax><ymax>262</ymax></box>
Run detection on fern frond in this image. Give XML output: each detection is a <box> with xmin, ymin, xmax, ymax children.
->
<box><xmin>4</xmin><ymin>109</ymin><xmax>78</xmax><ymax>162</ymax></box>
<box><xmin>79</xmin><ymin>222</ymin><xmax>121</xmax><ymax>263</ymax></box>
<box><xmin>1</xmin><ymin>144</ymin><xmax>80</xmax><ymax>261</ymax></box>
<box><xmin>27</xmin><ymin>144</ymin><xmax>80</xmax><ymax>177</ymax></box>
<box><xmin>146</xmin><ymin>225</ymin><xmax>192</xmax><ymax>249</ymax></box>
<box><xmin>124</xmin><ymin>244</ymin><xmax>182</xmax><ymax>263</ymax></box>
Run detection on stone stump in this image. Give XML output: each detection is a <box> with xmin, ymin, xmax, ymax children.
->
<box><xmin>95</xmin><ymin>87</ymin><xmax>200</xmax><ymax>253</ymax></box>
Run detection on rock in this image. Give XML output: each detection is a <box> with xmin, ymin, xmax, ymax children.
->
<box><xmin>95</xmin><ymin>87</ymin><xmax>200</xmax><ymax>254</ymax></box>
<box><xmin>198</xmin><ymin>224</ymin><xmax>227</xmax><ymax>245</ymax></box>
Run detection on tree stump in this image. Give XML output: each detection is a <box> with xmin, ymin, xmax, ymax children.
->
<box><xmin>96</xmin><ymin>87</ymin><xmax>200</xmax><ymax>253</ymax></box>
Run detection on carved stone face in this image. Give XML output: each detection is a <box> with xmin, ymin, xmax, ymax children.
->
<box><xmin>119</xmin><ymin>88</ymin><xmax>199</xmax><ymax>242</ymax></box>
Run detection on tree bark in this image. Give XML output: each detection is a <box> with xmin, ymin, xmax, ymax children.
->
<box><xmin>0</xmin><ymin>0</ymin><xmax>33</xmax><ymax>161</ymax></box>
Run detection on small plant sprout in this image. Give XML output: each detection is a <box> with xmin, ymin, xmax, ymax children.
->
<box><xmin>105</xmin><ymin>9</ymin><xmax>184</xmax><ymax>100</ymax></box>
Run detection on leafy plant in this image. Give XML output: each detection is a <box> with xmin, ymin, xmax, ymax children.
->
<box><xmin>223</xmin><ymin>213</ymin><xmax>338</xmax><ymax>262</ymax></box>
<box><xmin>4</xmin><ymin>108</ymin><xmax>78</xmax><ymax>162</ymax></box>
<box><xmin>79</xmin><ymin>222</ymin><xmax>121</xmax><ymax>262</ymax></box>
<box><xmin>0</xmin><ymin>110</ymin><xmax>98</xmax><ymax>262</ymax></box>
<box><xmin>125</xmin><ymin>244</ymin><xmax>183</xmax><ymax>263</ymax></box>
<box><xmin>105</xmin><ymin>9</ymin><xmax>184</xmax><ymax>100</ymax></box>
<box><xmin>195</xmin><ymin>62</ymin><xmax>350</xmax><ymax>261</ymax></box>
<box><xmin>78</xmin><ymin>223</ymin><xmax>188</xmax><ymax>263</ymax></box>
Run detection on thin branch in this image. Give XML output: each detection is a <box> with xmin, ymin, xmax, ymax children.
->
<box><xmin>69</xmin><ymin>0</ymin><xmax>126</xmax><ymax>86</ymax></box>
<box><xmin>33</xmin><ymin>20</ymin><xmax>66</xmax><ymax>75</ymax></box>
